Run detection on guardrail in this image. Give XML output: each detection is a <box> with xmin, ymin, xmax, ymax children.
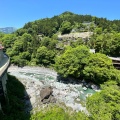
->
<box><xmin>0</xmin><ymin>54</ymin><xmax>10</xmax><ymax>78</ymax></box>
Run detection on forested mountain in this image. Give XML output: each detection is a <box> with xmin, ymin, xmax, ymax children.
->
<box><xmin>0</xmin><ymin>11</ymin><xmax>120</xmax><ymax>68</ymax></box>
<box><xmin>0</xmin><ymin>11</ymin><xmax>120</xmax><ymax>66</ymax></box>
<box><xmin>0</xmin><ymin>11</ymin><xmax>120</xmax><ymax>83</ymax></box>
<box><xmin>0</xmin><ymin>27</ymin><xmax>17</xmax><ymax>34</ymax></box>
<box><xmin>16</xmin><ymin>11</ymin><xmax>120</xmax><ymax>36</ymax></box>
<box><xmin>1</xmin><ymin>11</ymin><xmax>120</xmax><ymax>120</ymax></box>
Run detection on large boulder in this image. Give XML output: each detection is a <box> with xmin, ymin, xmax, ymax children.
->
<box><xmin>40</xmin><ymin>86</ymin><xmax>56</xmax><ymax>103</ymax></box>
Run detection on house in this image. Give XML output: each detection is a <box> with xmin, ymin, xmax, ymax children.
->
<box><xmin>109</xmin><ymin>57</ymin><xmax>120</xmax><ymax>69</ymax></box>
<box><xmin>90</xmin><ymin>49</ymin><xmax>95</xmax><ymax>54</ymax></box>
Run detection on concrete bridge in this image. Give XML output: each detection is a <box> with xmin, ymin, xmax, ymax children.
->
<box><xmin>0</xmin><ymin>45</ymin><xmax>10</xmax><ymax>107</ymax></box>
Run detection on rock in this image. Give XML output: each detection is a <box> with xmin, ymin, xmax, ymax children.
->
<box><xmin>40</xmin><ymin>86</ymin><xmax>53</xmax><ymax>101</ymax></box>
<box><xmin>81</xmin><ymin>79</ymin><xmax>85</xmax><ymax>83</ymax></box>
<box><xmin>41</xmin><ymin>95</ymin><xmax>56</xmax><ymax>104</ymax></box>
<box><xmin>76</xmin><ymin>98</ymin><xmax>80</xmax><ymax>102</ymax></box>
<box><xmin>80</xmin><ymin>91</ymin><xmax>84</xmax><ymax>94</ymax></box>
<box><xmin>91</xmin><ymin>84</ymin><xmax>99</xmax><ymax>90</ymax></box>
<box><xmin>42</xmin><ymin>98</ymin><xmax>50</xmax><ymax>104</ymax></box>
<box><xmin>49</xmin><ymin>95</ymin><xmax>56</xmax><ymax>103</ymax></box>
<box><xmin>86</xmin><ymin>93</ymin><xmax>92</xmax><ymax>97</ymax></box>
<box><xmin>8</xmin><ymin>66</ymin><xmax>99</xmax><ymax>112</ymax></box>
<box><xmin>83</xmin><ymin>87</ymin><xmax>87</xmax><ymax>90</ymax></box>
<box><xmin>40</xmin><ymin>86</ymin><xmax>56</xmax><ymax>104</ymax></box>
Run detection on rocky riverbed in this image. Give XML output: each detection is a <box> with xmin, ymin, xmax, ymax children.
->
<box><xmin>8</xmin><ymin>65</ymin><xmax>99</xmax><ymax>113</ymax></box>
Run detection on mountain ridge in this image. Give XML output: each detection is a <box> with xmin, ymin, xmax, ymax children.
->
<box><xmin>0</xmin><ymin>27</ymin><xmax>17</xmax><ymax>34</ymax></box>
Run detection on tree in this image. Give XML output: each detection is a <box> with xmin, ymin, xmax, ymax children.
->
<box><xmin>30</xmin><ymin>105</ymin><xmax>89</xmax><ymax>120</ymax></box>
<box><xmin>87</xmin><ymin>82</ymin><xmax>120</xmax><ymax>120</ymax></box>
<box><xmin>94</xmin><ymin>27</ymin><xmax>102</xmax><ymax>34</ymax></box>
<box><xmin>0</xmin><ymin>34</ymin><xmax>16</xmax><ymax>49</ymax></box>
<box><xmin>21</xmin><ymin>33</ymin><xmax>33</xmax><ymax>51</ymax></box>
<box><xmin>54</xmin><ymin>45</ymin><xmax>90</xmax><ymax>78</ymax></box>
<box><xmin>15</xmin><ymin>28</ymin><xmax>27</xmax><ymax>36</ymax></box>
<box><xmin>83</xmin><ymin>53</ymin><xmax>120</xmax><ymax>84</ymax></box>
<box><xmin>11</xmin><ymin>55</ymin><xmax>27</xmax><ymax>66</ymax></box>
<box><xmin>70</xmin><ymin>38</ymin><xmax>84</xmax><ymax>48</ymax></box>
<box><xmin>88</xmin><ymin>32</ymin><xmax>120</xmax><ymax>57</ymax></box>
<box><xmin>36</xmin><ymin>46</ymin><xmax>55</xmax><ymax>66</ymax></box>
<box><xmin>60</xmin><ymin>21</ymin><xmax>72</xmax><ymax>34</ymax></box>
<box><xmin>40</xmin><ymin>37</ymin><xmax>58</xmax><ymax>50</ymax></box>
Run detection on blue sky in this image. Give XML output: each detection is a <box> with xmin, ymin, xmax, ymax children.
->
<box><xmin>0</xmin><ymin>0</ymin><xmax>120</xmax><ymax>28</ymax></box>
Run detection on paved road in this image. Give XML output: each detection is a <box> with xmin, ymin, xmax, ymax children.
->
<box><xmin>0</xmin><ymin>54</ymin><xmax>10</xmax><ymax>76</ymax></box>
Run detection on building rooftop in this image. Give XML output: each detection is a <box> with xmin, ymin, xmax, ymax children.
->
<box><xmin>109</xmin><ymin>57</ymin><xmax>120</xmax><ymax>61</ymax></box>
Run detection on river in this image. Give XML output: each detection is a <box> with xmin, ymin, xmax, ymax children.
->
<box><xmin>8</xmin><ymin>65</ymin><xmax>98</xmax><ymax>113</ymax></box>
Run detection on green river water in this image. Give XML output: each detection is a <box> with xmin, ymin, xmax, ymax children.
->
<box><xmin>19</xmin><ymin>72</ymin><xmax>96</xmax><ymax>101</ymax></box>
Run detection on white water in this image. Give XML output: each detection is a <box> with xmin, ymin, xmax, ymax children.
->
<box><xmin>8</xmin><ymin>65</ymin><xmax>96</xmax><ymax>113</ymax></box>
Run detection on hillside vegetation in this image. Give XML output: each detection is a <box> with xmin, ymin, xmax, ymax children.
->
<box><xmin>0</xmin><ymin>12</ymin><xmax>120</xmax><ymax>83</ymax></box>
<box><xmin>0</xmin><ymin>12</ymin><xmax>120</xmax><ymax>66</ymax></box>
<box><xmin>0</xmin><ymin>11</ymin><xmax>120</xmax><ymax>120</ymax></box>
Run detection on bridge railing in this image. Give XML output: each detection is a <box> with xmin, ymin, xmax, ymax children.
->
<box><xmin>0</xmin><ymin>54</ymin><xmax>10</xmax><ymax>77</ymax></box>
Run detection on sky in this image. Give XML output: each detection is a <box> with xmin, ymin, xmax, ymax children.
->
<box><xmin>0</xmin><ymin>0</ymin><xmax>120</xmax><ymax>28</ymax></box>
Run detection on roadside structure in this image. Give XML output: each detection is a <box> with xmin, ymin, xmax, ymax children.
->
<box><xmin>0</xmin><ymin>44</ymin><xmax>10</xmax><ymax>107</ymax></box>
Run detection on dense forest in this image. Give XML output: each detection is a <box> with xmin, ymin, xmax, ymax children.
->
<box><xmin>0</xmin><ymin>11</ymin><xmax>120</xmax><ymax>120</ymax></box>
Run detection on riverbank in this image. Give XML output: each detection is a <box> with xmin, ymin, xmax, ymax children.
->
<box><xmin>8</xmin><ymin>65</ymin><xmax>98</xmax><ymax>113</ymax></box>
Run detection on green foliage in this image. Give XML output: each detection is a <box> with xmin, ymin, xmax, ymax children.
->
<box><xmin>55</xmin><ymin>49</ymin><xmax>120</xmax><ymax>84</ymax></box>
<box><xmin>83</xmin><ymin>53</ymin><xmax>116</xmax><ymax>84</ymax></box>
<box><xmin>1</xmin><ymin>11</ymin><xmax>120</xmax><ymax>67</ymax></box>
<box><xmin>70</xmin><ymin>38</ymin><xmax>84</xmax><ymax>48</ymax></box>
<box><xmin>88</xmin><ymin>32</ymin><xmax>120</xmax><ymax>56</ymax></box>
<box><xmin>30</xmin><ymin>105</ymin><xmax>89</xmax><ymax>120</ymax></box>
<box><xmin>36</xmin><ymin>46</ymin><xmax>55</xmax><ymax>66</ymax></box>
<box><xmin>11</xmin><ymin>55</ymin><xmax>28</xmax><ymax>66</ymax></box>
<box><xmin>19</xmin><ymin>51</ymin><xmax>31</xmax><ymax>61</ymax></box>
<box><xmin>60</xmin><ymin>21</ymin><xmax>72</xmax><ymax>34</ymax></box>
<box><xmin>55</xmin><ymin>45</ymin><xmax>90</xmax><ymax>78</ymax></box>
<box><xmin>30</xmin><ymin>106</ymin><xmax>69</xmax><ymax>120</ymax></box>
<box><xmin>1</xmin><ymin>12</ymin><xmax>120</xmax><ymax>120</ymax></box>
<box><xmin>0</xmin><ymin>34</ymin><xmax>16</xmax><ymax>50</ymax></box>
<box><xmin>86</xmin><ymin>82</ymin><xmax>120</xmax><ymax>120</ymax></box>
<box><xmin>15</xmin><ymin>28</ymin><xmax>27</xmax><ymax>36</ymax></box>
<box><xmin>40</xmin><ymin>37</ymin><xmax>58</xmax><ymax>50</ymax></box>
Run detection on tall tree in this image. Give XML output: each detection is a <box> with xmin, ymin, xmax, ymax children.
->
<box><xmin>60</xmin><ymin>21</ymin><xmax>72</xmax><ymax>34</ymax></box>
<box><xmin>55</xmin><ymin>45</ymin><xmax>90</xmax><ymax>78</ymax></box>
<box><xmin>83</xmin><ymin>53</ymin><xmax>120</xmax><ymax>84</ymax></box>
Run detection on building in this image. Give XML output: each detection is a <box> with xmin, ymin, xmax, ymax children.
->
<box><xmin>90</xmin><ymin>49</ymin><xmax>95</xmax><ymax>54</ymax></box>
<box><xmin>109</xmin><ymin>57</ymin><xmax>120</xmax><ymax>70</ymax></box>
<box><xmin>89</xmin><ymin>49</ymin><xmax>120</xmax><ymax>70</ymax></box>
